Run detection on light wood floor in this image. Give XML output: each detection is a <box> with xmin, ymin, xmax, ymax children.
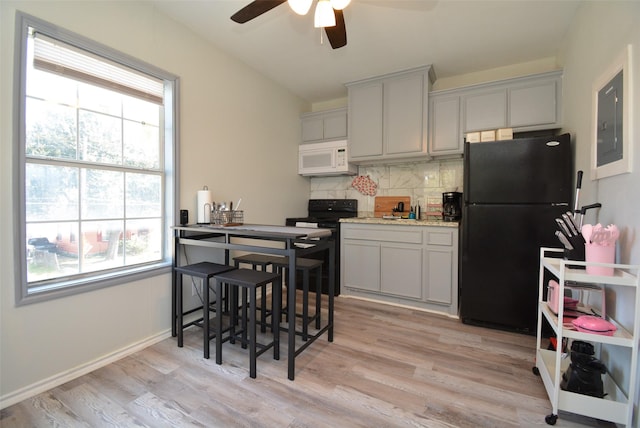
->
<box><xmin>1</xmin><ymin>295</ymin><xmax>616</xmax><ymax>427</ymax></box>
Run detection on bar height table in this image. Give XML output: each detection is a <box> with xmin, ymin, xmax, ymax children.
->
<box><xmin>171</xmin><ymin>224</ymin><xmax>335</xmax><ymax>380</ymax></box>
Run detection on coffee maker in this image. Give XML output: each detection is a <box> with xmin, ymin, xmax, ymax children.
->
<box><xmin>442</xmin><ymin>192</ymin><xmax>462</xmax><ymax>222</ymax></box>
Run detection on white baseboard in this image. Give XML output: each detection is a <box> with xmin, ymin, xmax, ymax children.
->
<box><xmin>339</xmin><ymin>294</ymin><xmax>460</xmax><ymax>319</ymax></box>
<box><xmin>0</xmin><ymin>330</ymin><xmax>172</xmax><ymax>410</ymax></box>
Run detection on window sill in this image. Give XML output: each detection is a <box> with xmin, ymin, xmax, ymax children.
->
<box><xmin>17</xmin><ymin>262</ymin><xmax>172</xmax><ymax>306</ymax></box>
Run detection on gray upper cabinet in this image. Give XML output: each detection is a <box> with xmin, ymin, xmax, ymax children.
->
<box><xmin>509</xmin><ymin>77</ymin><xmax>559</xmax><ymax>128</ymax></box>
<box><xmin>428</xmin><ymin>71</ymin><xmax>563</xmax><ymax>155</ymax></box>
<box><xmin>347</xmin><ymin>81</ymin><xmax>383</xmax><ymax>157</ymax></box>
<box><xmin>463</xmin><ymin>88</ymin><xmax>508</xmax><ymax>132</ymax></box>
<box><xmin>463</xmin><ymin>71</ymin><xmax>562</xmax><ymax>133</ymax></box>
<box><xmin>429</xmin><ymin>94</ymin><xmax>462</xmax><ymax>155</ymax></box>
<box><xmin>347</xmin><ymin>66</ymin><xmax>434</xmax><ymax>163</ymax></box>
<box><xmin>384</xmin><ymin>71</ymin><xmax>426</xmax><ymax>155</ymax></box>
<box><xmin>300</xmin><ymin>107</ymin><xmax>347</xmax><ymax>143</ymax></box>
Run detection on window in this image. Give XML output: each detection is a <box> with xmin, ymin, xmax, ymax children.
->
<box><xmin>15</xmin><ymin>13</ymin><xmax>178</xmax><ymax>304</ymax></box>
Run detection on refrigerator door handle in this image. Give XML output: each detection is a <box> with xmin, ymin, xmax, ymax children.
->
<box><xmin>461</xmin><ymin>206</ymin><xmax>469</xmax><ymax>253</ymax></box>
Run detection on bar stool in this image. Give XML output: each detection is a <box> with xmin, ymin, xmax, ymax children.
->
<box><xmin>173</xmin><ymin>262</ymin><xmax>236</xmax><ymax>354</ymax></box>
<box><xmin>271</xmin><ymin>257</ymin><xmax>323</xmax><ymax>341</ymax></box>
<box><xmin>212</xmin><ymin>269</ymin><xmax>282</xmax><ymax>378</ymax></box>
<box><xmin>233</xmin><ymin>253</ymin><xmax>285</xmax><ymax>332</ymax></box>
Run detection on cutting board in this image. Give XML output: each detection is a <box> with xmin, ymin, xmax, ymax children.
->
<box><xmin>374</xmin><ymin>196</ymin><xmax>411</xmax><ymax>217</ymax></box>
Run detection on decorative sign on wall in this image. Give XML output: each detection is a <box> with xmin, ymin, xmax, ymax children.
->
<box><xmin>591</xmin><ymin>44</ymin><xmax>633</xmax><ymax>180</ymax></box>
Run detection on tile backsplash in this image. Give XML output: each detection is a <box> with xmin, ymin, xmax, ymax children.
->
<box><xmin>310</xmin><ymin>158</ymin><xmax>464</xmax><ymax>218</ymax></box>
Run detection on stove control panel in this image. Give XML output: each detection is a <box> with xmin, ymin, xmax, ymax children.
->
<box><xmin>309</xmin><ymin>199</ymin><xmax>358</xmax><ymax>214</ymax></box>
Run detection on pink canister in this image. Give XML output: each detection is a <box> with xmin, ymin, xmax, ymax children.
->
<box><xmin>585</xmin><ymin>244</ymin><xmax>615</xmax><ymax>276</ymax></box>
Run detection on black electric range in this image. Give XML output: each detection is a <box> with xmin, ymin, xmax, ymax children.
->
<box><xmin>286</xmin><ymin>199</ymin><xmax>358</xmax><ymax>295</ymax></box>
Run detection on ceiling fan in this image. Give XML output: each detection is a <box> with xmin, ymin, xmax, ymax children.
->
<box><xmin>231</xmin><ymin>0</ymin><xmax>350</xmax><ymax>49</ymax></box>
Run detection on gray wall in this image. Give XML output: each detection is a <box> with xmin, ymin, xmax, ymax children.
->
<box><xmin>559</xmin><ymin>1</ymin><xmax>640</xmax><ymax>424</ymax></box>
<box><xmin>561</xmin><ymin>1</ymin><xmax>640</xmax><ymax>266</ymax></box>
<box><xmin>0</xmin><ymin>0</ymin><xmax>309</xmax><ymax>407</ymax></box>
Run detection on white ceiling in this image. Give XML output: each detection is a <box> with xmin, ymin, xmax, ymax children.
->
<box><xmin>152</xmin><ymin>0</ymin><xmax>582</xmax><ymax>104</ymax></box>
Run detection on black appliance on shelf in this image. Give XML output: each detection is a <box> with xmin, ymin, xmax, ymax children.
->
<box><xmin>286</xmin><ymin>199</ymin><xmax>358</xmax><ymax>296</ymax></box>
<box><xmin>460</xmin><ymin>133</ymin><xmax>572</xmax><ymax>333</ymax></box>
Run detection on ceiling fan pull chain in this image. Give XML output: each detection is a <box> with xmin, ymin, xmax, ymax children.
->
<box><xmin>319</xmin><ymin>28</ymin><xmax>324</xmax><ymax>45</ymax></box>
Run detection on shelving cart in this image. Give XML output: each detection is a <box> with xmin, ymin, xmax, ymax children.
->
<box><xmin>534</xmin><ymin>247</ymin><xmax>639</xmax><ymax>426</ymax></box>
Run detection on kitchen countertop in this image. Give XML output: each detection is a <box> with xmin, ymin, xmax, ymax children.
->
<box><xmin>340</xmin><ymin>217</ymin><xmax>459</xmax><ymax>228</ymax></box>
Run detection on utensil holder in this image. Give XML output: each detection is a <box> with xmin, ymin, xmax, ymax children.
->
<box><xmin>211</xmin><ymin>210</ymin><xmax>244</xmax><ymax>226</ymax></box>
<box><xmin>585</xmin><ymin>244</ymin><xmax>615</xmax><ymax>276</ymax></box>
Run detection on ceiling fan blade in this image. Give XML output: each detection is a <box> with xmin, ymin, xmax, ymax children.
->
<box><xmin>324</xmin><ymin>9</ymin><xmax>347</xmax><ymax>49</ymax></box>
<box><xmin>231</xmin><ymin>0</ymin><xmax>287</xmax><ymax>24</ymax></box>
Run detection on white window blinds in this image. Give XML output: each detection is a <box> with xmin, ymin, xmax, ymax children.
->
<box><xmin>33</xmin><ymin>32</ymin><xmax>164</xmax><ymax>104</ymax></box>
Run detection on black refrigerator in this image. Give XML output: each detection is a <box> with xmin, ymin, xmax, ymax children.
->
<box><xmin>460</xmin><ymin>133</ymin><xmax>572</xmax><ymax>333</ymax></box>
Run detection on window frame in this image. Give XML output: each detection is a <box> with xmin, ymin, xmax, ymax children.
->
<box><xmin>13</xmin><ymin>12</ymin><xmax>179</xmax><ymax>305</ymax></box>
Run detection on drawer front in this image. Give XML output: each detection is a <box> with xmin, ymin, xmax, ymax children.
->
<box><xmin>342</xmin><ymin>225</ymin><xmax>423</xmax><ymax>244</ymax></box>
<box><xmin>426</xmin><ymin>230</ymin><xmax>453</xmax><ymax>246</ymax></box>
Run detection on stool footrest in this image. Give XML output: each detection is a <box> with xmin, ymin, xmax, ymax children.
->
<box><xmin>233</xmin><ymin>254</ymin><xmax>286</xmax><ymax>266</ymax></box>
<box><xmin>229</xmin><ymin>334</ymin><xmax>276</xmax><ymax>356</ymax></box>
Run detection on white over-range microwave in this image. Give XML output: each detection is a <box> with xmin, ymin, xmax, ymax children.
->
<box><xmin>298</xmin><ymin>140</ymin><xmax>357</xmax><ymax>176</ymax></box>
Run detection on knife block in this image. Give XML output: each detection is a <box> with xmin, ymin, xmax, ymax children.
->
<box><xmin>564</xmin><ymin>234</ymin><xmax>586</xmax><ymax>269</ymax></box>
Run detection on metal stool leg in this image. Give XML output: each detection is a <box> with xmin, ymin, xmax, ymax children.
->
<box><xmin>229</xmin><ymin>285</ymin><xmax>238</xmax><ymax>344</ymax></box>
<box><xmin>279</xmin><ymin>266</ymin><xmax>289</xmax><ymax>322</ymax></box>
<box><xmin>241</xmin><ymin>287</ymin><xmax>248</xmax><ymax>349</ymax></box>
<box><xmin>315</xmin><ymin>266</ymin><xmax>322</xmax><ymax>329</ymax></box>
<box><xmin>260</xmin><ymin>282</ymin><xmax>268</xmax><ymax>333</ymax></box>
<box><xmin>172</xmin><ymin>270</ymin><xmax>177</xmax><ymax>337</ymax></box>
<box><xmin>302</xmin><ymin>268</ymin><xmax>310</xmax><ymax>341</ymax></box>
<box><xmin>177</xmin><ymin>272</ymin><xmax>184</xmax><ymax>347</ymax></box>
<box><xmin>215</xmin><ymin>279</ymin><xmax>224</xmax><ymax>364</ymax></box>
<box><xmin>249</xmin><ymin>287</ymin><xmax>257</xmax><ymax>379</ymax></box>
<box><xmin>204</xmin><ymin>277</ymin><xmax>211</xmax><ymax>360</ymax></box>
<box><xmin>273</xmin><ymin>276</ymin><xmax>281</xmax><ymax>360</ymax></box>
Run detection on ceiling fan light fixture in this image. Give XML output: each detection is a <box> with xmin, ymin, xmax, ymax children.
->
<box><xmin>314</xmin><ymin>0</ymin><xmax>336</xmax><ymax>28</ymax></box>
<box><xmin>288</xmin><ymin>0</ymin><xmax>312</xmax><ymax>15</ymax></box>
<box><xmin>330</xmin><ymin>0</ymin><xmax>351</xmax><ymax>10</ymax></box>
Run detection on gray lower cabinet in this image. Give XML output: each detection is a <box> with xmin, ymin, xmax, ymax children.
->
<box><xmin>341</xmin><ymin>223</ymin><xmax>459</xmax><ymax>316</ymax></box>
<box><xmin>424</xmin><ymin>232</ymin><xmax>456</xmax><ymax>305</ymax></box>
<box><xmin>380</xmin><ymin>243</ymin><xmax>423</xmax><ymax>299</ymax></box>
<box><xmin>343</xmin><ymin>240</ymin><xmax>380</xmax><ymax>292</ymax></box>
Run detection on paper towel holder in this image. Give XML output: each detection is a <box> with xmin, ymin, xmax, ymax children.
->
<box><xmin>197</xmin><ymin>185</ymin><xmax>213</xmax><ymax>224</ymax></box>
